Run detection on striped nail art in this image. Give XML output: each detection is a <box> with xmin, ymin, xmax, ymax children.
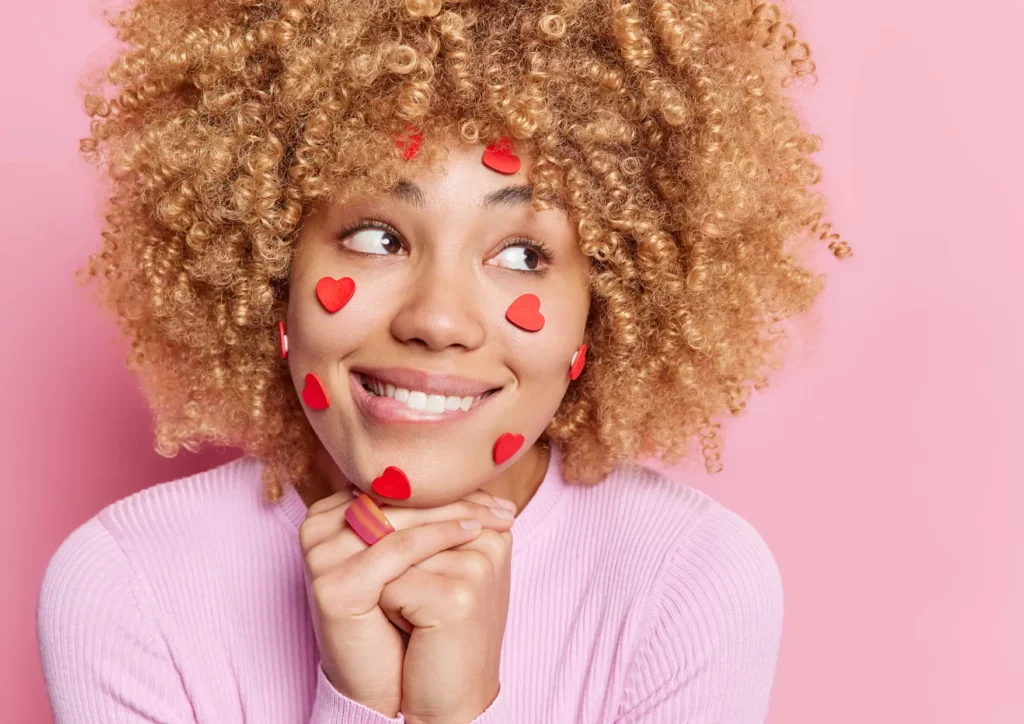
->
<box><xmin>344</xmin><ymin>493</ymin><xmax>396</xmax><ymax>546</ymax></box>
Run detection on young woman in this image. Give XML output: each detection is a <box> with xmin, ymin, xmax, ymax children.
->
<box><xmin>38</xmin><ymin>1</ymin><xmax>849</xmax><ymax>722</ymax></box>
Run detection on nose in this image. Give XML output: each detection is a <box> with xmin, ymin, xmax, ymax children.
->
<box><xmin>389</xmin><ymin>263</ymin><xmax>487</xmax><ymax>352</ymax></box>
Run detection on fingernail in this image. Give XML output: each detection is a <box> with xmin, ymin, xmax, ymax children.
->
<box><xmin>460</xmin><ymin>519</ymin><xmax>482</xmax><ymax>530</ymax></box>
<box><xmin>493</xmin><ymin>497</ymin><xmax>517</xmax><ymax>511</ymax></box>
<box><xmin>490</xmin><ymin>506</ymin><xmax>515</xmax><ymax>520</ymax></box>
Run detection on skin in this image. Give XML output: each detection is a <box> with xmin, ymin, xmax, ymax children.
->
<box><xmin>288</xmin><ymin>140</ymin><xmax>591</xmax><ymax>512</ymax></box>
<box><xmin>288</xmin><ymin>139</ymin><xmax>591</xmax><ymax>721</ymax></box>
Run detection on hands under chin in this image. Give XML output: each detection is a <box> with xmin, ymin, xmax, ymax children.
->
<box><xmin>379</xmin><ymin>528</ymin><xmax>513</xmax><ymax>724</ymax></box>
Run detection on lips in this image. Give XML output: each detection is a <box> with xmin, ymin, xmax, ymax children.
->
<box><xmin>349</xmin><ymin>371</ymin><xmax>502</xmax><ymax>425</ymax></box>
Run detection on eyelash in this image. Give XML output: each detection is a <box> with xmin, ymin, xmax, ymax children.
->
<box><xmin>335</xmin><ymin>219</ymin><xmax>555</xmax><ymax>274</ymax></box>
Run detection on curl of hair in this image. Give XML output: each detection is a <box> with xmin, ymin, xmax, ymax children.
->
<box><xmin>78</xmin><ymin>0</ymin><xmax>851</xmax><ymax>502</ymax></box>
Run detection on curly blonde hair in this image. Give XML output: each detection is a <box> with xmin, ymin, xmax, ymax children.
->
<box><xmin>78</xmin><ymin>0</ymin><xmax>850</xmax><ymax>503</ymax></box>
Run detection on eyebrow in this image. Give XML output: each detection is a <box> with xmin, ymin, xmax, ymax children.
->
<box><xmin>388</xmin><ymin>179</ymin><xmax>563</xmax><ymax>212</ymax></box>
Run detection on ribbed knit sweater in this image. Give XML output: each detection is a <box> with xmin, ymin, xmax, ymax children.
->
<box><xmin>37</xmin><ymin>442</ymin><xmax>784</xmax><ymax>723</ymax></box>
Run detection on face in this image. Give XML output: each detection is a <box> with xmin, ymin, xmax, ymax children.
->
<box><xmin>287</xmin><ymin>140</ymin><xmax>590</xmax><ymax>507</ymax></box>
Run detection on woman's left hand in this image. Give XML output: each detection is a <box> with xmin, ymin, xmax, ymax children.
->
<box><xmin>379</xmin><ymin>525</ymin><xmax>513</xmax><ymax>724</ymax></box>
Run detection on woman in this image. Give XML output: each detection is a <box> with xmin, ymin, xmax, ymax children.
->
<box><xmin>38</xmin><ymin>0</ymin><xmax>848</xmax><ymax>721</ymax></box>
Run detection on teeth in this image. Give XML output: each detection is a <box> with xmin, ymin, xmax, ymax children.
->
<box><xmin>361</xmin><ymin>374</ymin><xmax>486</xmax><ymax>413</ymax></box>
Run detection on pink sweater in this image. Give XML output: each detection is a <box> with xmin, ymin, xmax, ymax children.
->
<box><xmin>37</xmin><ymin>443</ymin><xmax>783</xmax><ymax>723</ymax></box>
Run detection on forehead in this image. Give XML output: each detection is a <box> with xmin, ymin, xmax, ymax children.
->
<box><xmin>344</xmin><ymin>139</ymin><xmax>568</xmax><ymax>216</ymax></box>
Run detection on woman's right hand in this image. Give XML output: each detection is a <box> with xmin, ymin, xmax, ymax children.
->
<box><xmin>299</xmin><ymin>488</ymin><xmax>516</xmax><ymax>718</ymax></box>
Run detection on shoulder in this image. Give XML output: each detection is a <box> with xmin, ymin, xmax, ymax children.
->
<box><xmin>90</xmin><ymin>454</ymin><xmax>272</xmax><ymax>555</ymax></box>
<box><xmin>559</xmin><ymin>457</ymin><xmax>783</xmax><ymax>629</ymax></box>
<box><xmin>39</xmin><ymin>454</ymin><xmax>273</xmax><ymax>619</ymax></box>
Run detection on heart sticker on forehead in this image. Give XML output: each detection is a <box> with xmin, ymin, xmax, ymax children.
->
<box><xmin>505</xmin><ymin>293</ymin><xmax>545</xmax><ymax>332</ymax></box>
<box><xmin>316</xmin><ymin>276</ymin><xmax>356</xmax><ymax>313</ymax></box>
<box><xmin>395</xmin><ymin>125</ymin><xmax>423</xmax><ymax>161</ymax></box>
<box><xmin>371</xmin><ymin>466</ymin><xmax>411</xmax><ymax>500</ymax></box>
<box><xmin>482</xmin><ymin>136</ymin><xmax>521</xmax><ymax>175</ymax></box>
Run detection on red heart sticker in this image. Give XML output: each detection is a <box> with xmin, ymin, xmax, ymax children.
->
<box><xmin>493</xmin><ymin>432</ymin><xmax>525</xmax><ymax>465</ymax></box>
<box><xmin>505</xmin><ymin>293</ymin><xmax>545</xmax><ymax>332</ymax></box>
<box><xmin>569</xmin><ymin>343</ymin><xmax>587</xmax><ymax>380</ymax></box>
<box><xmin>481</xmin><ymin>136</ymin><xmax>521</xmax><ymax>174</ymax></box>
<box><xmin>395</xmin><ymin>126</ymin><xmax>423</xmax><ymax>161</ymax></box>
<box><xmin>316</xmin><ymin>276</ymin><xmax>356</xmax><ymax>313</ymax></box>
<box><xmin>301</xmin><ymin>372</ymin><xmax>330</xmax><ymax>410</ymax></box>
<box><xmin>371</xmin><ymin>466</ymin><xmax>411</xmax><ymax>500</ymax></box>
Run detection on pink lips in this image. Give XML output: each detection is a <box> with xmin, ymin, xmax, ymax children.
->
<box><xmin>349</xmin><ymin>372</ymin><xmax>500</xmax><ymax>425</ymax></box>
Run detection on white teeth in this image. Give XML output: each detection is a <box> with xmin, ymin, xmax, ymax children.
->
<box><xmin>407</xmin><ymin>391</ymin><xmax>427</xmax><ymax>410</ymax></box>
<box><xmin>361</xmin><ymin>373</ymin><xmax>491</xmax><ymax>414</ymax></box>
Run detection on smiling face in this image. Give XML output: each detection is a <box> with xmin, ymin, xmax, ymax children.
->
<box><xmin>287</xmin><ymin>140</ymin><xmax>591</xmax><ymax>507</ymax></box>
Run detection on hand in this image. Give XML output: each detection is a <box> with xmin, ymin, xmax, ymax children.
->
<box><xmin>299</xmin><ymin>488</ymin><xmax>516</xmax><ymax>717</ymax></box>
<box><xmin>380</xmin><ymin>527</ymin><xmax>514</xmax><ymax>724</ymax></box>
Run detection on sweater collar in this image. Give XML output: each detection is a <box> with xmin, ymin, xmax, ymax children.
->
<box><xmin>274</xmin><ymin>442</ymin><xmax>567</xmax><ymax>548</ymax></box>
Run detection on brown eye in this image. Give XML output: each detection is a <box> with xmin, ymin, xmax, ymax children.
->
<box><xmin>494</xmin><ymin>244</ymin><xmax>542</xmax><ymax>271</ymax></box>
<box><xmin>342</xmin><ymin>227</ymin><xmax>403</xmax><ymax>255</ymax></box>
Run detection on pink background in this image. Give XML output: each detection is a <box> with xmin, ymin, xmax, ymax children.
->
<box><xmin>4</xmin><ymin>1</ymin><xmax>1021</xmax><ymax>722</ymax></box>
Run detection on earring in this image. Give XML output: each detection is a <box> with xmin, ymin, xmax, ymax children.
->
<box><xmin>569</xmin><ymin>343</ymin><xmax>587</xmax><ymax>380</ymax></box>
<box><xmin>278</xmin><ymin>321</ymin><xmax>288</xmax><ymax>359</ymax></box>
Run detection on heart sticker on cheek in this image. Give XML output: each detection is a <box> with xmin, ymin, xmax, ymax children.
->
<box><xmin>569</xmin><ymin>343</ymin><xmax>587</xmax><ymax>380</ymax></box>
<box><xmin>505</xmin><ymin>293</ymin><xmax>545</xmax><ymax>332</ymax></box>
<box><xmin>493</xmin><ymin>432</ymin><xmax>525</xmax><ymax>465</ymax></box>
<box><xmin>316</xmin><ymin>276</ymin><xmax>356</xmax><ymax>313</ymax></box>
<box><xmin>301</xmin><ymin>373</ymin><xmax>330</xmax><ymax>410</ymax></box>
<box><xmin>371</xmin><ymin>466</ymin><xmax>411</xmax><ymax>500</ymax></box>
<box><xmin>481</xmin><ymin>136</ymin><xmax>521</xmax><ymax>175</ymax></box>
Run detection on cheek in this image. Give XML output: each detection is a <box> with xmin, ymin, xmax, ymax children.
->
<box><xmin>502</xmin><ymin>298</ymin><xmax>582</xmax><ymax>385</ymax></box>
<box><xmin>292</xmin><ymin>276</ymin><xmax>393</xmax><ymax>359</ymax></box>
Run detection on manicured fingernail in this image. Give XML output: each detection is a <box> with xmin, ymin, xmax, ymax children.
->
<box><xmin>490</xmin><ymin>506</ymin><xmax>515</xmax><ymax>520</ymax></box>
<box><xmin>460</xmin><ymin>519</ymin><xmax>482</xmax><ymax>530</ymax></box>
<box><xmin>493</xmin><ymin>497</ymin><xmax>517</xmax><ymax>511</ymax></box>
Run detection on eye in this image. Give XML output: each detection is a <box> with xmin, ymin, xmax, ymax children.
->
<box><xmin>337</xmin><ymin>220</ymin><xmax>404</xmax><ymax>256</ymax></box>
<box><xmin>490</xmin><ymin>239</ymin><xmax>554</xmax><ymax>273</ymax></box>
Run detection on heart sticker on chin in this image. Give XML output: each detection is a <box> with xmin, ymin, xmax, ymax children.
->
<box><xmin>301</xmin><ymin>373</ymin><xmax>330</xmax><ymax>410</ymax></box>
<box><xmin>505</xmin><ymin>293</ymin><xmax>545</xmax><ymax>332</ymax></box>
<box><xmin>481</xmin><ymin>136</ymin><xmax>521</xmax><ymax>175</ymax></box>
<box><xmin>493</xmin><ymin>432</ymin><xmax>525</xmax><ymax>465</ymax></box>
<box><xmin>371</xmin><ymin>466</ymin><xmax>411</xmax><ymax>500</ymax></box>
<box><xmin>316</xmin><ymin>276</ymin><xmax>356</xmax><ymax>313</ymax></box>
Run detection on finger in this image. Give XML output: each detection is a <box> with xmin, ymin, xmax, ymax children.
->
<box><xmin>382</xmin><ymin>606</ymin><xmax>414</xmax><ymax>635</ymax></box>
<box><xmin>303</xmin><ymin>494</ymin><xmax>514</xmax><ymax>556</ymax></box>
<box><xmin>413</xmin><ymin>530</ymin><xmax>511</xmax><ymax>575</ymax></box>
<box><xmin>379</xmin><ymin>565</ymin><xmax>451</xmax><ymax>629</ymax></box>
<box><xmin>305</xmin><ymin>486</ymin><xmax>357</xmax><ymax>516</ymax></box>
<box><xmin>341</xmin><ymin>518</ymin><xmax>487</xmax><ymax>595</ymax></box>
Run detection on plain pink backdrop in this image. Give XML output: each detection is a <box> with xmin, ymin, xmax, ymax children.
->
<box><xmin>4</xmin><ymin>1</ymin><xmax>1021</xmax><ymax>722</ymax></box>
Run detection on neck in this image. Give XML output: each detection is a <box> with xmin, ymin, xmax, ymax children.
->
<box><xmin>299</xmin><ymin>441</ymin><xmax>551</xmax><ymax>515</ymax></box>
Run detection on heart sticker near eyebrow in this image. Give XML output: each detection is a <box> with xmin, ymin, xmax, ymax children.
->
<box><xmin>482</xmin><ymin>136</ymin><xmax>521</xmax><ymax>175</ymax></box>
<box><xmin>301</xmin><ymin>373</ymin><xmax>330</xmax><ymax>410</ymax></box>
<box><xmin>316</xmin><ymin>276</ymin><xmax>356</xmax><ymax>313</ymax></box>
<box><xmin>505</xmin><ymin>293</ymin><xmax>545</xmax><ymax>332</ymax></box>
<box><xmin>371</xmin><ymin>465</ymin><xmax>411</xmax><ymax>500</ymax></box>
<box><xmin>493</xmin><ymin>432</ymin><xmax>525</xmax><ymax>465</ymax></box>
<box><xmin>395</xmin><ymin>126</ymin><xmax>423</xmax><ymax>161</ymax></box>
<box><xmin>569</xmin><ymin>343</ymin><xmax>587</xmax><ymax>380</ymax></box>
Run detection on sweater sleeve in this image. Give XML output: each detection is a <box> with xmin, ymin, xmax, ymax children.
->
<box><xmin>36</xmin><ymin>517</ymin><xmax>198</xmax><ymax>723</ymax></box>
<box><xmin>614</xmin><ymin>505</ymin><xmax>785</xmax><ymax>723</ymax></box>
